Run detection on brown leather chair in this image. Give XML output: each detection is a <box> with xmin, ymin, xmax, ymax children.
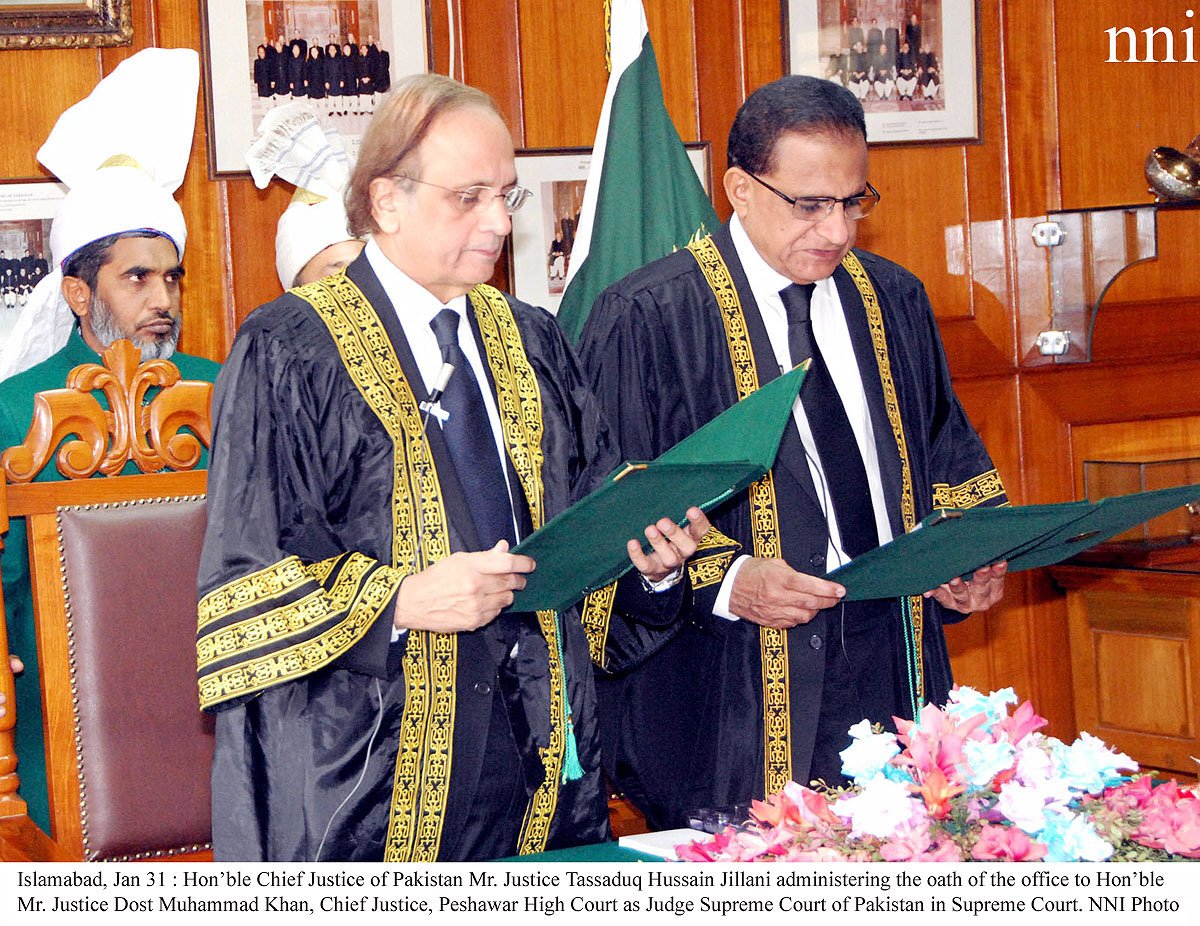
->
<box><xmin>0</xmin><ymin>340</ymin><xmax>214</xmax><ymax>861</ymax></box>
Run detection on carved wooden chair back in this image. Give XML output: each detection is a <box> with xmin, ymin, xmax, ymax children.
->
<box><xmin>0</xmin><ymin>340</ymin><xmax>214</xmax><ymax>861</ymax></box>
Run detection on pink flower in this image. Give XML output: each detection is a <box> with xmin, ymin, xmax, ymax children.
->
<box><xmin>895</xmin><ymin>702</ymin><xmax>986</xmax><ymax>781</ymax></box>
<box><xmin>971</xmin><ymin>823</ymin><xmax>1048</xmax><ymax>861</ymax></box>
<box><xmin>1127</xmin><ymin>780</ymin><xmax>1200</xmax><ymax>858</ymax></box>
<box><xmin>675</xmin><ymin>826</ymin><xmax>736</xmax><ymax>861</ymax></box>
<box><xmin>995</xmin><ymin>700</ymin><xmax>1048</xmax><ymax>745</ymax></box>
<box><xmin>879</xmin><ymin>818</ymin><xmax>964</xmax><ymax>861</ymax></box>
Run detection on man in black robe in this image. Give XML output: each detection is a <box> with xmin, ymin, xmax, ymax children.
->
<box><xmin>197</xmin><ymin>73</ymin><xmax>708</xmax><ymax>862</ymax></box>
<box><xmin>285</xmin><ymin>42</ymin><xmax>305</xmax><ymax>98</ymax></box>
<box><xmin>578</xmin><ymin>76</ymin><xmax>1008</xmax><ymax>831</ymax></box>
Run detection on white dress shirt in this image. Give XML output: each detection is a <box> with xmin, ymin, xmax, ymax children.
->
<box><xmin>365</xmin><ymin>238</ymin><xmax>521</xmax><ymax>540</ymax></box>
<box><xmin>713</xmin><ymin>216</ymin><xmax>894</xmax><ymax>621</ymax></box>
<box><xmin>365</xmin><ymin>240</ymin><xmax>524</xmax><ymax>640</ymax></box>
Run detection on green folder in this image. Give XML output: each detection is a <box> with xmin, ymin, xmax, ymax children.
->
<box><xmin>507</xmin><ymin>364</ymin><xmax>808</xmax><ymax>613</ymax></box>
<box><xmin>826</xmin><ymin>483</ymin><xmax>1200</xmax><ymax>601</ymax></box>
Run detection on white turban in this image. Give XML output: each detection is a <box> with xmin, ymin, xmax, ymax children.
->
<box><xmin>0</xmin><ymin>47</ymin><xmax>198</xmax><ymax>381</ymax></box>
<box><xmin>245</xmin><ymin>102</ymin><xmax>355</xmax><ymax>290</ymax></box>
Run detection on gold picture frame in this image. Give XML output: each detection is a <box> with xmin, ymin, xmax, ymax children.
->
<box><xmin>0</xmin><ymin>0</ymin><xmax>133</xmax><ymax>50</ymax></box>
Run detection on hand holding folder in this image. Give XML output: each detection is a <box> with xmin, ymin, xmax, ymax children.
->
<box><xmin>826</xmin><ymin>483</ymin><xmax>1200</xmax><ymax>601</ymax></box>
<box><xmin>507</xmin><ymin>364</ymin><xmax>809</xmax><ymax>613</ymax></box>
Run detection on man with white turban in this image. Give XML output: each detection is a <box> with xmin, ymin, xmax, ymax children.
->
<box><xmin>0</xmin><ymin>47</ymin><xmax>220</xmax><ymax>836</ymax></box>
<box><xmin>245</xmin><ymin>101</ymin><xmax>363</xmax><ymax>290</ymax></box>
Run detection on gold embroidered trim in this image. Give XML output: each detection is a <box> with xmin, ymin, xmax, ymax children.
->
<box><xmin>197</xmin><ymin>553</ymin><xmax>371</xmax><ymax>669</ymax></box>
<box><xmin>581</xmin><ymin>582</ymin><xmax>617</xmax><ymax>670</ymax></box>
<box><xmin>197</xmin><ymin>564</ymin><xmax>400</xmax><ymax>709</ymax></box>
<box><xmin>467</xmin><ymin>287</ymin><xmax>572</xmax><ymax>855</ymax></box>
<box><xmin>840</xmin><ymin>252</ymin><xmax>926</xmax><ymax>704</ymax></box>
<box><xmin>471</xmin><ymin>286</ymin><xmax>547</xmax><ymax>530</ymax></box>
<box><xmin>695</xmin><ymin>525</ymin><xmax>739</xmax><ymax>553</ymax></box>
<box><xmin>299</xmin><ymin>272</ymin><xmax>458</xmax><ymax>862</ymax></box>
<box><xmin>932</xmin><ymin>469</ymin><xmax>1006</xmax><ymax>510</ymax></box>
<box><xmin>197</xmin><ymin>556</ymin><xmax>329</xmax><ymax>631</ymax></box>
<box><xmin>517</xmin><ymin>609</ymin><xmax>568</xmax><ymax>854</ymax></box>
<box><xmin>688</xmin><ymin>235</ymin><xmax>792</xmax><ymax>796</ymax></box>
<box><xmin>688</xmin><ymin>551</ymin><xmax>736</xmax><ymax>591</ymax></box>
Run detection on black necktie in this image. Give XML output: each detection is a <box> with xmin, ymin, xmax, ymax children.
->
<box><xmin>780</xmin><ymin>283</ymin><xmax>879</xmax><ymax>558</ymax></box>
<box><xmin>429</xmin><ymin>308</ymin><xmax>516</xmax><ymax>549</ymax></box>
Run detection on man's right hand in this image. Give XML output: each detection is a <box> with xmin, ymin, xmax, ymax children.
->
<box><xmin>393</xmin><ymin>540</ymin><xmax>535</xmax><ymax>633</ymax></box>
<box><xmin>728</xmin><ymin>557</ymin><xmax>845</xmax><ymax>629</ymax></box>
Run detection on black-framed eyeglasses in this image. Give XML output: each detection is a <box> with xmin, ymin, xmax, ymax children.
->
<box><xmin>396</xmin><ymin>175</ymin><xmax>533</xmax><ymax>214</ymax></box>
<box><xmin>745</xmin><ymin>173</ymin><xmax>880</xmax><ymax>221</ymax></box>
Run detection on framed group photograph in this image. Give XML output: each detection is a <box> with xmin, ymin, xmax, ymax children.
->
<box><xmin>201</xmin><ymin>0</ymin><xmax>429</xmax><ymax>176</ymax></box>
<box><xmin>509</xmin><ymin>143</ymin><xmax>712</xmax><ymax>313</ymax></box>
<box><xmin>784</xmin><ymin>0</ymin><xmax>980</xmax><ymax>145</ymax></box>
<box><xmin>0</xmin><ymin>181</ymin><xmax>66</xmax><ymax>346</ymax></box>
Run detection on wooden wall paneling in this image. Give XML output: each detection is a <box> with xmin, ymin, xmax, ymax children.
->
<box><xmin>159</xmin><ymin>0</ymin><xmax>232</xmax><ymax>363</ymax></box>
<box><xmin>693</xmin><ymin>1</ymin><xmax>745</xmax><ymax>219</ymax></box>
<box><xmin>1001</xmin><ymin>0</ymin><xmax>1060</xmax><ymax>219</ymax></box>
<box><xmin>948</xmin><ymin>0</ymin><xmax>1015</xmax><ymax>377</ymax></box>
<box><xmin>100</xmin><ymin>0</ymin><xmax>156</xmax><ymax>68</ymax></box>
<box><xmin>1090</xmin><ymin>295</ymin><xmax>1200</xmax><ymax>368</ymax></box>
<box><xmin>457</xmin><ymin>0</ymin><xmax>524</xmax><ymax>142</ymax></box>
<box><xmin>515</xmin><ymin>0</ymin><xmax>607</xmax><ymax>148</ymax></box>
<box><xmin>855</xmin><ymin>146</ymin><xmax>973</xmax><ymax>322</ymax></box>
<box><xmin>0</xmin><ymin>50</ymin><xmax>98</xmax><ymax>179</ymax></box>
<box><xmin>1054</xmin><ymin>0</ymin><xmax>1200</xmax><ymax>210</ymax></box>
<box><xmin>1069</xmin><ymin>414</ymin><xmax>1200</xmax><ymax>499</ymax></box>
<box><xmin>428</xmin><ymin>0</ymin><xmax>454</xmax><ymax>77</ymax></box>
<box><xmin>642</xmin><ymin>0</ymin><xmax>700</xmax><ymax>143</ymax></box>
<box><xmin>943</xmin><ymin>377</ymin><xmax>1035</xmax><ymax>700</ymax></box>
<box><xmin>741</xmin><ymin>0</ymin><xmax>783</xmax><ymax>94</ymax></box>
<box><xmin>226</xmin><ymin>179</ymin><xmax>293</xmax><ymax>327</ymax></box>
<box><xmin>1088</xmin><ymin>209</ymin><xmax>1200</xmax><ymax>309</ymax></box>
<box><xmin>1000</xmin><ymin>0</ymin><xmax>1060</xmax><ymax>366</ymax></box>
<box><xmin>1018</xmin><ymin>357</ymin><xmax>1200</xmax><ymax>737</ymax></box>
<box><xmin>1013</xmin><ymin>373</ymin><xmax>1076</xmax><ymax>735</ymax></box>
<box><xmin>1057</xmin><ymin>566</ymin><xmax>1200</xmax><ymax>776</ymax></box>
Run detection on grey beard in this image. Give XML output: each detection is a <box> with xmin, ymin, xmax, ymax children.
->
<box><xmin>89</xmin><ymin>293</ymin><xmax>180</xmax><ymax>362</ymax></box>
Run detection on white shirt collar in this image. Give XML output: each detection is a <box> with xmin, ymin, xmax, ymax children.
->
<box><xmin>728</xmin><ymin>214</ymin><xmax>839</xmax><ymax>307</ymax></box>
<box><xmin>363</xmin><ymin>237</ymin><xmax>466</xmax><ymax>322</ymax></box>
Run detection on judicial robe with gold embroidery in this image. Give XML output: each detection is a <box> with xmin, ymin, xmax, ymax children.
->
<box><xmin>578</xmin><ymin>224</ymin><xmax>1007</xmax><ymax>830</ymax></box>
<box><xmin>197</xmin><ymin>254</ymin><xmax>675</xmax><ymax>861</ymax></box>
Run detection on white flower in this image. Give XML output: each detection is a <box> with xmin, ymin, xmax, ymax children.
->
<box><xmin>831</xmin><ymin>774</ymin><xmax>917</xmax><ymax>839</ymax></box>
<box><xmin>995</xmin><ymin>779</ymin><xmax>1070</xmax><ymax>832</ymax></box>
<box><xmin>1039</xmin><ymin>807</ymin><xmax>1114</xmax><ymax>862</ymax></box>
<box><xmin>1013</xmin><ymin>736</ymin><xmax>1054</xmax><ymax>785</ymax></box>
<box><xmin>1052</xmin><ymin>732</ymin><xmax>1138</xmax><ymax>794</ymax></box>
<box><xmin>963</xmin><ymin>739</ymin><xmax>1014</xmax><ymax>789</ymax></box>
<box><xmin>839</xmin><ymin>719</ymin><xmax>900</xmax><ymax>782</ymax></box>
<box><xmin>946</xmin><ymin>686</ymin><xmax>1018</xmax><ymax>723</ymax></box>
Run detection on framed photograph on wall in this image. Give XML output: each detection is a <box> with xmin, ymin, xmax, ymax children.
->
<box><xmin>509</xmin><ymin>143</ymin><xmax>712</xmax><ymax>313</ymax></box>
<box><xmin>0</xmin><ymin>181</ymin><xmax>66</xmax><ymax>346</ymax></box>
<box><xmin>784</xmin><ymin>1</ymin><xmax>980</xmax><ymax>145</ymax></box>
<box><xmin>201</xmin><ymin>0</ymin><xmax>429</xmax><ymax>176</ymax></box>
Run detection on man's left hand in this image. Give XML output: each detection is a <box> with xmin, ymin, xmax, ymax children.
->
<box><xmin>627</xmin><ymin>507</ymin><xmax>711</xmax><ymax>583</ymax></box>
<box><xmin>924</xmin><ymin>561</ymin><xmax>1007</xmax><ymax>614</ymax></box>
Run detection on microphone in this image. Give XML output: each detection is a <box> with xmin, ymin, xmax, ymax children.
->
<box><xmin>420</xmin><ymin>361</ymin><xmax>454</xmax><ymax>427</ymax></box>
<box><xmin>429</xmin><ymin>361</ymin><xmax>454</xmax><ymax>404</ymax></box>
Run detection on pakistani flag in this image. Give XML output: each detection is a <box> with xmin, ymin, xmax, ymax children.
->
<box><xmin>556</xmin><ymin>0</ymin><xmax>719</xmax><ymax>344</ymax></box>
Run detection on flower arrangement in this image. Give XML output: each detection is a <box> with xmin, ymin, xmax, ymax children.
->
<box><xmin>676</xmin><ymin>687</ymin><xmax>1200</xmax><ymax>862</ymax></box>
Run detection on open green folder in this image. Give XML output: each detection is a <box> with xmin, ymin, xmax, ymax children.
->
<box><xmin>826</xmin><ymin>483</ymin><xmax>1200</xmax><ymax>601</ymax></box>
<box><xmin>507</xmin><ymin>364</ymin><xmax>809</xmax><ymax>613</ymax></box>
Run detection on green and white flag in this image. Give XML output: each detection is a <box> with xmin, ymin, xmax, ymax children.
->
<box><xmin>556</xmin><ymin>0</ymin><xmax>718</xmax><ymax>344</ymax></box>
